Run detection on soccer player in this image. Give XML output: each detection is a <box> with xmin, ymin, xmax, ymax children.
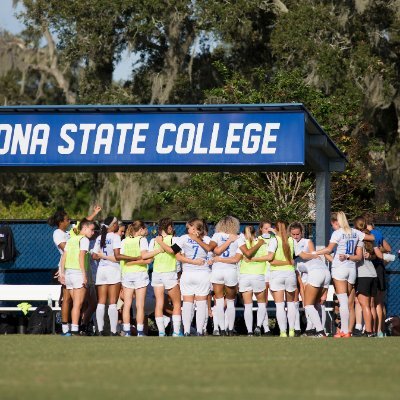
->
<box><xmin>314</xmin><ymin>212</ymin><xmax>373</xmax><ymax>338</ymax></box>
<box><xmin>290</xmin><ymin>222</ymin><xmax>329</xmax><ymax>337</ymax></box>
<box><xmin>353</xmin><ymin>216</ymin><xmax>382</xmax><ymax>337</ymax></box>
<box><xmin>177</xmin><ymin>219</ymin><xmax>212</xmax><ymax>336</ymax></box>
<box><xmin>92</xmin><ymin>216</ymin><xmax>121</xmax><ymax>336</ymax></box>
<box><xmin>267</xmin><ymin>221</ymin><xmax>297</xmax><ymax>337</ymax></box>
<box><xmin>59</xmin><ymin>219</ymin><xmax>95</xmax><ymax>335</ymax></box>
<box><xmin>208</xmin><ymin>216</ymin><xmax>240</xmax><ymax>336</ymax></box>
<box><xmin>236</xmin><ymin>225</ymin><xmax>269</xmax><ymax>336</ymax></box>
<box><xmin>149</xmin><ymin>217</ymin><xmax>183</xmax><ymax>337</ymax></box>
<box><xmin>117</xmin><ymin>221</ymin><xmax>157</xmax><ymax>337</ymax></box>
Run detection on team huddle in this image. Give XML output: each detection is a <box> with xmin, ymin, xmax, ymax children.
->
<box><xmin>48</xmin><ymin>208</ymin><xmax>394</xmax><ymax>338</ymax></box>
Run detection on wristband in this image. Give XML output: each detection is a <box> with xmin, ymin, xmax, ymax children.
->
<box><xmin>311</xmin><ymin>251</ymin><xmax>316</xmax><ymax>255</ymax></box>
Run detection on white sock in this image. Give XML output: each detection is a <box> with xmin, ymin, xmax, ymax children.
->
<box><xmin>320</xmin><ymin>305</ymin><xmax>326</xmax><ymax>330</ymax></box>
<box><xmin>306</xmin><ymin>315</ymin><xmax>314</xmax><ymax>330</ymax></box>
<box><xmin>71</xmin><ymin>324</ymin><xmax>79</xmax><ymax>332</ymax></box>
<box><xmin>215</xmin><ymin>298</ymin><xmax>225</xmax><ymax>331</ymax></box>
<box><xmin>262</xmin><ymin>312</ymin><xmax>270</xmax><ymax>332</ymax></box>
<box><xmin>62</xmin><ymin>323</ymin><xmax>69</xmax><ymax>334</ymax></box>
<box><xmin>108</xmin><ymin>304</ymin><xmax>118</xmax><ymax>334</ymax></box>
<box><xmin>337</xmin><ymin>293</ymin><xmax>349</xmax><ymax>334</ymax></box>
<box><xmin>123</xmin><ymin>323</ymin><xmax>130</xmax><ymax>332</ymax></box>
<box><xmin>182</xmin><ymin>302</ymin><xmax>194</xmax><ymax>334</ymax></box>
<box><xmin>275</xmin><ymin>302</ymin><xmax>287</xmax><ymax>333</ymax></box>
<box><xmin>294</xmin><ymin>302</ymin><xmax>301</xmax><ymax>330</ymax></box>
<box><xmin>256</xmin><ymin>303</ymin><xmax>266</xmax><ymax>328</ymax></box>
<box><xmin>225</xmin><ymin>308</ymin><xmax>229</xmax><ymax>328</ymax></box>
<box><xmin>212</xmin><ymin>306</ymin><xmax>219</xmax><ymax>331</ymax></box>
<box><xmin>156</xmin><ymin>317</ymin><xmax>165</xmax><ymax>334</ymax></box>
<box><xmin>172</xmin><ymin>315</ymin><xmax>181</xmax><ymax>334</ymax></box>
<box><xmin>137</xmin><ymin>324</ymin><xmax>144</xmax><ymax>332</ymax></box>
<box><xmin>195</xmin><ymin>300</ymin><xmax>207</xmax><ymax>334</ymax></box>
<box><xmin>163</xmin><ymin>315</ymin><xmax>171</xmax><ymax>328</ymax></box>
<box><xmin>355</xmin><ymin>323</ymin><xmax>362</xmax><ymax>331</ymax></box>
<box><xmin>305</xmin><ymin>305</ymin><xmax>323</xmax><ymax>332</ymax></box>
<box><xmin>316</xmin><ymin>304</ymin><xmax>326</xmax><ymax>332</ymax></box>
<box><xmin>244</xmin><ymin>303</ymin><xmax>253</xmax><ymax>333</ymax></box>
<box><xmin>287</xmin><ymin>302</ymin><xmax>296</xmax><ymax>330</ymax></box>
<box><xmin>96</xmin><ymin>303</ymin><xmax>105</xmax><ymax>332</ymax></box>
<box><xmin>226</xmin><ymin>299</ymin><xmax>236</xmax><ymax>331</ymax></box>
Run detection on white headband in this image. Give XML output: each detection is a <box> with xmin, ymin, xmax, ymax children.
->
<box><xmin>101</xmin><ymin>217</ymin><xmax>117</xmax><ymax>229</ymax></box>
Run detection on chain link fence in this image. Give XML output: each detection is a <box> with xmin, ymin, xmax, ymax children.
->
<box><xmin>0</xmin><ymin>220</ymin><xmax>399</xmax><ymax>315</ymax></box>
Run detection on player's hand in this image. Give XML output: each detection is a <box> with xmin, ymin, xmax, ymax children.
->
<box><xmin>207</xmin><ymin>258</ymin><xmax>214</xmax><ymax>266</ymax></box>
<box><xmin>229</xmin><ymin>234</ymin><xmax>238</xmax><ymax>241</ymax></box>
<box><xmin>83</xmin><ymin>275</ymin><xmax>88</xmax><ymax>287</ymax></box>
<box><xmin>93</xmin><ymin>205</ymin><xmax>102</xmax><ymax>214</ymax></box>
<box><xmin>58</xmin><ymin>273</ymin><xmax>65</xmax><ymax>285</ymax></box>
<box><xmin>53</xmin><ymin>270</ymin><xmax>60</xmax><ymax>279</ymax></box>
<box><xmin>339</xmin><ymin>254</ymin><xmax>347</xmax><ymax>262</ymax></box>
<box><xmin>155</xmin><ymin>236</ymin><xmax>163</xmax><ymax>244</ymax></box>
<box><xmin>193</xmin><ymin>259</ymin><xmax>204</xmax><ymax>266</ymax></box>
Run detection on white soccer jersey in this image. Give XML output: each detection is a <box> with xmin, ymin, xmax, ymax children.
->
<box><xmin>294</xmin><ymin>238</ymin><xmax>325</xmax><ymax>273</ymax></box>
<box><xmin>330</xmin><ymin>228</ymin><xmax>364</xmax><ymax>268</ymax></box>
<box><xmin>53</xmin><ymin>228</ymin><xmax>70</xmax><ymax>267</ymax></box>
<box><xmin>93</xmin><ymin>232</ymin><xmax>121</xmax><ymax>268</ymax></box>
<box><xmin>177</xmin><ymin>234</ymin><xmax>208</xmax><ymax>272</ymax></box>
<box><xmin>211</xmin><ymin>232</ymin><xmax>240</xmax><ymax>269</ymax></box>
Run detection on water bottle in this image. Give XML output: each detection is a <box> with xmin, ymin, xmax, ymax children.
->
<box><xmin>47</xmin><ymin>294</ymin><xmax>52</xmax><ymax>307</ymax></box>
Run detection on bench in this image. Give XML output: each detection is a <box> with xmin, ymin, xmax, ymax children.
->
<box><xmin>0</xmin><ymin>285</ymin><xmax>62</xmax><ymax>333</ymax></box>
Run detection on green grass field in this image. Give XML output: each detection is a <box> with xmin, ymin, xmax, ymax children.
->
<box><xmin>0</xmin><ymin>336</ymin><xmax>399</xmax><ymax>400</ymax></box>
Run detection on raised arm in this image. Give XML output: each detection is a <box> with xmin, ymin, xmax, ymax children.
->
<box><xmin>86</xmin><ymin>205</ymin><xmax>102</xmax><ymax>221</ymax></box>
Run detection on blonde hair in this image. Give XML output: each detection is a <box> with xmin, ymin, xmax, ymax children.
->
<box><xmin>336</xmin><ymin>211</ymin><xmax>351</xmax><ymax>234</ymax></box>
<box><xmin>275</xmin><ymin>221</ymin><xmax>292</xmax><ymax>263</ymax></box>
<box><xmin>126</xmin><ymin>220</ymin><xmax>146</xmax><ymax>237</ymax></box>
<box><xmin>244</xmin><ymin>225</ymin><xmax>256</xmax><ymax>247</ymax></box>
<box><xmin>215</xmin><ymin>216</ymin><xmax>240</xmax><ymax>235</ymax></box>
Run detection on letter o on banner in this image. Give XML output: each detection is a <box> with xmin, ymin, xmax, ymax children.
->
<box><xmin>175</xmin><ymin>123</ymin><xmax>195</xmax><ymax>154</ymax></box>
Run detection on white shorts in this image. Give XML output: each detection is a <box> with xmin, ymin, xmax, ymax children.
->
<box><xmin>239</xmin><ymin>274</ymin><xmax>265</xmax><ymax>293</ymax></box>
<box><xmin>324</xmin><ymin>269</ymin><xmax>331</xmax><ymax>289</ymax></box>
<box><xmin>151</xmin><ymin>271</ymin><xmax>178</xmax><ymax>290</ymax></box>
<box><xmin>95</xmin><ymin>265</ymin><xmax>121</xmax><ymax>285</ymax></box>
<box><xmin>265</xmin><ymin>270</ymin><xmax>271</xmax><ymax>283</ymax></box>
<box><xmin>180</xmin><ymin>270</ymin><xmax>211</xmax><ymax>296</ymax></box>
<box><xmin>122</xmin><ymin>271</ymin><xmax>149</xmax><ymax>290</ymax></box>
<box><xmin>211</xmin><ymin>267</ymin><xmax>238</xmax><ymax>287</ymax></box>
<box><xmin>305</xmin><ymin>268</ymin><xmax>326</xmax><ymax>288</ymax></box>
<box><xmin>301</xmin><ymin>272</ymin><xmax>308</xmax><ymax>284</ymax></box>
<box><xmin>65</xmin><ymin>269</ymin><xmax>84</xmax><ymax>290</ymax></box>
<box><xmin>269</xmin><ymin>270</ymin><xmax>297</xmax><ymax>292</ymax></box>
<box><xmin>332</xmin><ymin>266</ymin><xmax>356</xmax><ymax>285</ymax></box>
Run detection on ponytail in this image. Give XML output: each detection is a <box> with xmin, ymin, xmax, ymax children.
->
<box><xmin>244</xmin><ymin>225</ymin><xmax>256</xmax><ymax>247</ymax></box>
<box><xmin>126</xmin><ymin>220</ymin><xmax>146</xmax><ymax>238</ymax></box>
<box><xmin>337</xmin><ymin>211</ymin><xmax>351</xmax><ymax>235</ymax></box>
<box><xmin>100</xmin><ymin>216</ymin><xmax>117</xmax><ymax>248</ymax></box>
<box><xmin>276</xmin><ymin>220</ymin><xmax>292</xmax><ymax>263</ymax></box>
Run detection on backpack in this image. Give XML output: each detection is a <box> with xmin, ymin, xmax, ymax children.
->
<box><xmin>27</xmin><ymin>305</ymin><xmax>53</xmax><ymax>334</ymax></box>
<box><xmin>0</xmin><ymin>225</ymin><xmax>17</xmax><ymax>263</ymax></box>
<box><xmin>386</xmin><ymin>316</ymin><xmax>400</xmax><ymax>336</ymax></box>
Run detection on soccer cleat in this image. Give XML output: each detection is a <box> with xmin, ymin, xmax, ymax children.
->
<box><xmin>123</xmin><ymin>331</ymin><xmax>131</xmax><ymax>337</ymax></box>
<box><xmin>289</xmin><ymin>329</ymin><xmax>295</xmax><ymax>337</ymax></box>
<box><xmin>263</xmin><ymin>331</ymin><xmax>273</xmax><ymax>337</ymax></box>
<box><xmin>333</xmin><ymin>332</ymin><xmax>343</xmax><ymax>338</ymax></box>
<box><xmin>254</xmin><ymin>327</ymin><xmax>262</xmax><ymax>336</ymax></box>
<box><xmin>172</xmin><ymin>332</ymin><xmax>184</xmax><ymax>337</ymax></box>
<box><xmin>71</xmin><ymin>331</ymin><xmax>80</xmax><ymax>336</ymax></box>
<box><xmin>111</xmin><ymin>332</ymin><xmax>119</xmax><ymax>336</ymax></box>
<box><xmin>196</xmin><ymin>332</ymin><xmax>204</xmax><ymax>336</ymax></box>
<box><xmin>314</xmin><ymin>331</ymin><xmax>327</xmax><ymax>338</ymax></box>
<box><xmin>280</xmin><ymin>332</ymin><xmax>288</xmax><ymax>338</ymax></box>
<box><xmin>377</xmin><ymin>331</ymin><xmax>384</xmax><ymax>338</ymax></box>
<box><xmin>294</xmin><ymin>330</ymin><xmax>302</xmax><ymax>337</ymax></box>
<box><xmin>212</xmin><ymin>330</ymin><xmax>220</xmax><ymax>336</ymax></box>
<box><xmin>342</xmin><ymin>333</ymin><xmax>351</xmax><ymax>338</ymax></box>
<box><xmin>227</xmin><ymin>330</ymin><xmax>235</xmax><ymax>336</ymax></box>
<box><xmin>352</xmin><ymin>328</ymin><xmax>363</xmax><ymax>337</ymax></box>
<box><xmin>247</xmin><ymin>333</ymin><xmax>254</xmax><ymax>337</ymax></box>
<box><xmin>158</xmin><ymin>332</ymin><xmax>166</xmax><ymax>337</ymax></box>
<box><xmin>184</xmin><ymin>332</ymin><xmax>191</xmax><ymax>337</ymax></box>
<box><xmin>220</xmin><ymin>330</ymin><xmax>227</xmax><ymax>336</ymax></box>
<box><xmin>303</xmin><ymin>329</ymin><xmax>315</xmax><ymax>337</ymax></box>
<box><xmin>61</xmin><ymin>331</ymin><xmax>72</xmax><ymax>337</ymax></box>
<box><xmin>137</xmin><ymin>331</ymin><xmax>145</xmax><ymax>337</ymax></box>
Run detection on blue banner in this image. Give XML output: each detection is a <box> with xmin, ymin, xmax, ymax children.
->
<box><xmin>0</xmin><ymin>112</ymin><xmax>305</xmax><ymax>166</ymax></box>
